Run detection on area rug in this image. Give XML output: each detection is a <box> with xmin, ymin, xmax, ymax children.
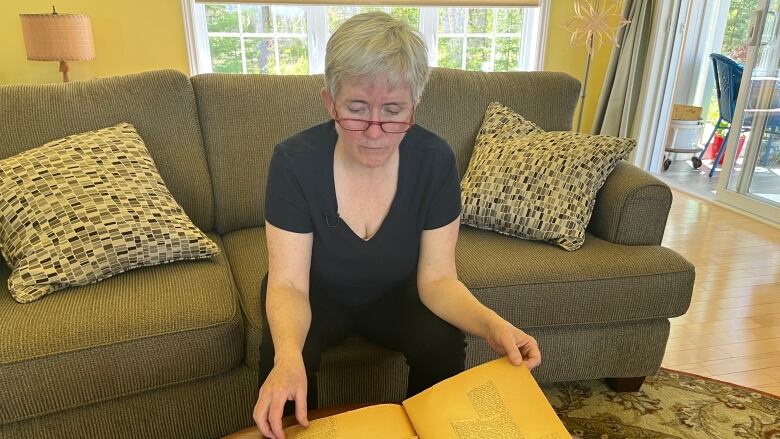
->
<box><xmin>541</xmin><ymin>368</ymin><xmax>780</xmax><ymax>439</ymax></box>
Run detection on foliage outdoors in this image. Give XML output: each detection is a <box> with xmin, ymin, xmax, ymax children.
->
<box><xmin>204</xmin><ymin>5</ymin><xmax>525</xmax><ymax>75</ymax></box>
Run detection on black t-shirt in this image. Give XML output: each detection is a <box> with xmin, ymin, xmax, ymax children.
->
<box><xmin>264</xmin><ymin>120</ymin><xmax>461</xmax><ymax>305</ymax></box>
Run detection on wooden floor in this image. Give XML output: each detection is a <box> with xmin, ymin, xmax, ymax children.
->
<box><xmin>660</xmin><ymin>190</ymin><xmax>780</xmax><ymax>396</ymax></box>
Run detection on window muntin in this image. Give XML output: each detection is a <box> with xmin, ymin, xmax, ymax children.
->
<box><xmin>195</xmin><ymin>4</ymin><xmax>539</xmax><ymax>75</ymax></box>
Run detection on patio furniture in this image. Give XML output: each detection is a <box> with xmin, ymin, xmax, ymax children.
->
<box><xmin>696</xmin><ymin>54</ymin><xmax>745</xmax><ymax>177</ymax></box>
<box><xmin>698</xmin><ymin>53</ymin><xmax>780</xmax><ymax>176</ymax></box>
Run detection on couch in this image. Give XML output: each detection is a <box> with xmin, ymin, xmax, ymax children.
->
<box><xmin>0</xmin><ymin>68</ymin><xmax>695</xmax><ymax>438</ymax></box>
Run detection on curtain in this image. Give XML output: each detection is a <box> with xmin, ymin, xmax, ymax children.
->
<box><xmin>591</xmin><ymin>0</ymin><xmax>654</xmax><ymax>136</ymax></box>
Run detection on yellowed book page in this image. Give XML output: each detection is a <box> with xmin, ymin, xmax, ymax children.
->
<box><xmin>284</xmin><ymin>403</ymin><xmax>418</xmax><ymax>439</ymax></box>
<box><xmin>402</xmin><ymin>357</ymin><xmax>570</xmax><ymax>439</ymax></box>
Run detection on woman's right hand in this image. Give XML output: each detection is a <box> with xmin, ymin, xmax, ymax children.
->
<box><xmin>253</xmin><ymin>354</ymin><xmax>309</xmax><ymax>439</ymax></box>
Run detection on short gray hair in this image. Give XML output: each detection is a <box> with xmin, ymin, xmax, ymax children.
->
<box><xmin>325</xmin><ymin>12</ymin><xmax>430</xmax><ymax>103</ymax></box>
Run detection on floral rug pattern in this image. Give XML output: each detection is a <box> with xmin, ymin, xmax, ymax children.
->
<box><xmin>541</xmin><ymin>368</ymin><xmax>780</xmax><ymax>439</ymax></box>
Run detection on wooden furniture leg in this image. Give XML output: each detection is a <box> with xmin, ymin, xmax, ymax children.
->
<box><xmin>606</xmin><ymin>376</ymin><xmax>646</xmax><ymax>392</ymax></box>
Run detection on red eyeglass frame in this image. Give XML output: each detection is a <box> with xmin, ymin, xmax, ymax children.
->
<box><xmin>332</xmin><ymin>107</ymin><xmax>416</xmax><ymax>133</ymax></box>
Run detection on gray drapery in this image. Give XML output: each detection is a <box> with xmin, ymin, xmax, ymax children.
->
<box><xmin>592</xmin><ymin>0</ymin><xmax>654</xmax><ymax>136</ymax></box>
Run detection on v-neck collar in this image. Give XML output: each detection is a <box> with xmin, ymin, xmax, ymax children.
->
<box><xmin>325</xmin><ymin>121</ymin><xmax>406</xmax><ymax>243</ymax></box>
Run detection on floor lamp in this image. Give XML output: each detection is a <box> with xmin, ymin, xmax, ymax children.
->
<box><xmin>20</xmin><ymin>6</ymin><xmax>96</xmax><ymax>83</ymax></box>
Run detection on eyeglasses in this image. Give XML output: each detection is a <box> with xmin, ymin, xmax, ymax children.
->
<box><xmin>333</xmin><ymin>107</ymin><xmax>415</xmax><ymax>134</ymax></box>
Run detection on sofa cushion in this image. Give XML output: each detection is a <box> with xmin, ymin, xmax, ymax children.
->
<box><xmin>221</xmin><ymin>227</ymin><xmax>410</xmax><ymax>406</ymax></box>
<box><xmin>0</xmin><ymin>123</ymin><xmax>220</xmax><ymax>304</ymax></box>
<box><xmin>0</xmin><ymin>234</ymin><xmax>242</xmax><ymax>425</ymax></box>
<box><xmin>417</xmin><ymin>70</ymin><xmax>580</xmax><ymax>179</ymax></box>
<box><xmin>222</xmin><ymin>226</ymin><xmax>694</xmax><ymax>369</ymax></box>
<box><xmin>0</xmin><ymin>69</ymin><xmax>214</xmax><ymax>232</ymax></box>
<box><xmin>192</xmin><ymin>73</ymin><xmax>329</xmax><ymax>235</ymax></box>
<box><xmin>457</xmin><ymin>227</ymin><xmax>695</xmax><ymax>327</ymax></box>
<box><xmin>461</xmin><ymin>102</ymin><xmax>635</xmax><ymax>251</ymax></box>
<box><xmin>192</xmin><ymin>69</ymin><xmax>580</xmax><ymax>235</ymax></box>
<box><xmin>221</xmin><ymin>227</ymin><xmax>268</xmax><ymax>369</ymax></box>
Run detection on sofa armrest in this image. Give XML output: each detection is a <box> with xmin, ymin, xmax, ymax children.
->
<box><xmin>587</xmin><ymin>161</ymin><xmax>673</xmax><ymax>245</ymax></box>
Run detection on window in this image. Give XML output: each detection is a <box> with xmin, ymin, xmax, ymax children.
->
<box><xmin>184</xmin><ymin>2</ymin><xmax>547</xmax><ymax>75</ymax></box>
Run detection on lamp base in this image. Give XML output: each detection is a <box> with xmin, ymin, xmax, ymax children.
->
<box><xmin>59</xmin><ymin>60</ymin><xmax>70</xmax><ymax>83</ymax></box>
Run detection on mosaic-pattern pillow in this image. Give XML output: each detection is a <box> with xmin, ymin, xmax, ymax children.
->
<box><xmin>0</xmin><ymin>123</ymin><xmax>220</xmax><ymax>303</ymax></box>
<box><xmin>461</xmin><ymin>102</ymin><xmax>635</xmax><ymax>251</ymax></box>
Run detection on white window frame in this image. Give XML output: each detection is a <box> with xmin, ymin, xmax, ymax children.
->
<box><xmin>181</xmin><ymin>0</ymin><xmax>549</xmax><ymax>75</ymax></box>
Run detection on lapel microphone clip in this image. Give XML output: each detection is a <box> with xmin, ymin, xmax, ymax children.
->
<box><xmin>323</xmin><ymin>211</ymin><xmax>339</xmax><ymax>228</ymax></box>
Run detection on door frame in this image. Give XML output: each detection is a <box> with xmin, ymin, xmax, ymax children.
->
<box><xmin>714</xmin><ymin>0</ymin><xmax>780</xmax><ymax>224</ymax></box>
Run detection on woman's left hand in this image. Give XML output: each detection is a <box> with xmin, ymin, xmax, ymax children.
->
<box><xmin>485</xmin><ymin>317</ymin><xmax>541</xmax><ymax>369</ymax></box>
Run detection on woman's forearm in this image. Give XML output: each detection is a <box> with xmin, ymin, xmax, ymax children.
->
<box><xmin>418</xmin><ymin>277</ymin><xmax>502</xmax><ymax>339</ymax></box>
<box><xmin>265</xmin><ymin>284</ymin><xmax>312</xmax><ymax>362</ymax></box>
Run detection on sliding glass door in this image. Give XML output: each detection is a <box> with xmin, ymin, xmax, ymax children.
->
<box><xmin>716</xmin><ymin>0</ymin><xmax>780</xmax><ymax>223</ymax></box>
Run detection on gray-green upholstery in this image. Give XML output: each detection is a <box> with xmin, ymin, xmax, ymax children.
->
<box><xmin>416</xmin><ymin>69</ymin><xmax>580</xmax><ymax>177</ymax></box>
<box><xmin>0</xmin><ymin>68</ymin><xmax>695</xmax><ymax>438</ymax></box>
<box><xmin>191</xmin><ymin>69</ymin><xmax>581</xmax><ymax>235</ymax></box>
<box><xmin>192</xmin><ymin>73</ymin><xmax>329</xmax><ymax>235</ymax></box>
<box><xmin>588</xmin><ymin>161</ymin><xmax>674</xmax><ymax>245</ymax></box>
<box><xmin>0</xmin><ymin>234</ymin><xmax>243</xmax><ymax>425</ymax></box>
<box><xmin>456</xmin><ymin>229</ymin><xmax>694</xmax><ymax>326</ymax></box>
<box><xmin>221</xmin><ymin>227</ymin><xmax>267</xmax><ymax>368</ymax></box>
<box><xmin>4</xmin><ymin>366</ymin><xmax>257</xmax><ymax>439</ymax></box>
<box><xmin>0</xmin><ymin>70</ymin><xmax>214</xmax><ymax>232</ymax></box>
<box><xmin>222</xmin><ymin>226</ymin><xmax>694</xmax><ymax>406</ymax></box>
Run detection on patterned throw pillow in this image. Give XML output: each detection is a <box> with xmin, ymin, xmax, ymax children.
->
<box><xmin>460</xmin><ymin>102</ymin><xmax>635</xmax><ymax>251</ymax></box>
<box><xmin>0</xmin><ymin>123</ymin><xmax>220</xmax><ymax>303</ymax></box>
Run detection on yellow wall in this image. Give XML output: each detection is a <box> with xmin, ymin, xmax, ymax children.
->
<box><xmin>1</xmin><ymin>1</ymin><xmax>623</xmax><ymax>132</ymax></box>
<box><xmin>0</xmin><ymin>0</ymin><xmax>189</xmax><ymax>85</ymax></box>
<box><xmin>545</xmin><ymin>1</ymin><xmax>624</xmax><ymax>133</ymax></box>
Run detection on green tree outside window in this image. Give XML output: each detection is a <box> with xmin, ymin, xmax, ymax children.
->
<box><xmin>204</xmin><ymin>5</ymin><xmax>525</xmax><ymax>75</ymax></box>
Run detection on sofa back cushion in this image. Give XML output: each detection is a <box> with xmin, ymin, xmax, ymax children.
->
<box><xmin>192</xmin><ymin>68</ymin><xmax>580</xmax><ymax>235</ymax></box>
<box><xmin>192</xmin><ymin>73</ymin><xmax>329</xmax><ymax>235</ymax></box>
<box><xmin>0</xmin><ymin>70</ymin><xmax>215</xmax><ymax>232</ymax></box>
<box><xmin>417</xmin><ymin>69</ymin><xmax>580</xmax><ymax>177</ymax></box>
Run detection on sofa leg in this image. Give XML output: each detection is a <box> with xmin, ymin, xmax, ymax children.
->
<box><xmin>606</xmin><ymin>376</ymin><xmax>645</xmax><ymax>392</ymax></box>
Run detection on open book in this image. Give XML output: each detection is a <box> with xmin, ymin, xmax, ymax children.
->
<box><xmin>283</xmin><ymin>357</ymin><xmax>570</xmax><ymax>439</ymax></box>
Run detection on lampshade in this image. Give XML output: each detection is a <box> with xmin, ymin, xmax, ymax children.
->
<box><xmin>20</xmin><ymin>13</ymin><xmax>95</xmax><ymax>61</ymax></box>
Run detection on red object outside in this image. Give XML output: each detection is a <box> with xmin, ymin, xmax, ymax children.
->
<box><xmin>708</xmin><ymin>133</ymin><xmax>746</xmax><ymax>164</ymax></box>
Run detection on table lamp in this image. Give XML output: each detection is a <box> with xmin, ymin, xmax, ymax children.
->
<box><xmin>20</xmin><ymin>6</ymin><xmax>96</xmax><ymax>82</ymax></box>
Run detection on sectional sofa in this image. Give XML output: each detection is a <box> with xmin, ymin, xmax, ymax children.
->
<box><xmin>0</xmin><ymin>68</ymin><xmax>694</xmax><ymax>438</ymax></box>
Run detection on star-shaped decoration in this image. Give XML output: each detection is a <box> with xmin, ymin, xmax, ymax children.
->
<box><xmin>563</xmin><ymin>0</ymin><xmax>631</xmax><ymax>54</ymax></box>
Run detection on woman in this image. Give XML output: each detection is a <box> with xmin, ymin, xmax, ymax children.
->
<box><xmin>253</xmin><ymin>12</ymin><xmax>541</xmax><ymax>439</ymax></box>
